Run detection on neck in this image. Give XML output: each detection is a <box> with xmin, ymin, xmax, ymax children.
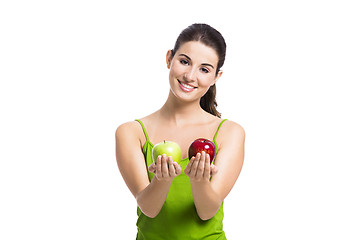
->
<box><xmin>158</xmin><ymin>90</ymin><xmax>206</xmax><ymax>127</ymax></box>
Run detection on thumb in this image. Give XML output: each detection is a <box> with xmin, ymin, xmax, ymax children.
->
<box><xmin>148</xmin><ymin>163</ymin><xmax>156</xmax><ymax>173</ymax></box>
<box><xmin>210</xmin><ymin>165</ymin><xmax>219</xmax><ymax>175</ymax></box>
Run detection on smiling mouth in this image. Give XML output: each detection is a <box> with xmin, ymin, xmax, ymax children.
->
<box><xmin>177</xmin><ymin>79</ymin><xmax>197</xmax><ymax>89</ymax></box>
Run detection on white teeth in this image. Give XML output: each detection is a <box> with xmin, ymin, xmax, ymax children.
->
<box><xmin>180</xmin><ymin>82</ymin><xmax>195</xmax><ymax>89</ymax></box>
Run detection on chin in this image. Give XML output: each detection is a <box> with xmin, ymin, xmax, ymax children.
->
<box><xmin>169</xmin><ymin>88</ymin><xmax>198</xmax><ymax>103</ymax></box>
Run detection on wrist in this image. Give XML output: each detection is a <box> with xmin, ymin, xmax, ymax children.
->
<box><xmin>190</xmin><ymin>178</ymin><xmax>211</xmax><ymax>187</ymax></box>
<box><xmin>152</xmin><ymin>175</ymin><xmax>174</xmax><ymax>185</ymax></box>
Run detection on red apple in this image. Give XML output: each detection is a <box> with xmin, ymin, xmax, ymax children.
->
<box><xmin>188</xmin><ymin>138</ymin><xmax>216</xmax><ymax>164</ymax></box>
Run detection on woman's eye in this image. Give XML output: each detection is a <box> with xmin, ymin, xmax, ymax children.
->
<box><xmin>180</xmin><ymin>59</ymin><xmax>189</xmax><ymax>65</ymax></box>
<box><xmin>201</xmin><ymin>68</ymin><xmax>209</xmax><ymax>73</ymax></box>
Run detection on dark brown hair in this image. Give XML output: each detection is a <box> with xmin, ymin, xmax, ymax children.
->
<box><xmin>171</xmin><ymin>23</ymin><xmax>226</xmax><ymax>118</ymax></box>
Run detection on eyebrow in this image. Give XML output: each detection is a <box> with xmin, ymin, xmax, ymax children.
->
<box><xmin>179</xmin><ymin>54</ymin><xmax>215</xmax><ymax>69</ymax></box>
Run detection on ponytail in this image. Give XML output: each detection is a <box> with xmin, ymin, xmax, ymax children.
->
<box><xmin>200</xmin><ymin>84</ymin><xmax>221</xmax><ymax>118</ymax></box>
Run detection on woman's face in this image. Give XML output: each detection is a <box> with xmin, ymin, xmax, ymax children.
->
<box><xmin>166</xmin><ymin>41</ymin><xmax>222</xmax><ymax>102</ymax></box>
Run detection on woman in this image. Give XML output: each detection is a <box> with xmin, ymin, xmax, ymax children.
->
<box><xmin>116</xmin><ymin>23</ymin><xmax>245</xmax><ymax>240</ymax></box>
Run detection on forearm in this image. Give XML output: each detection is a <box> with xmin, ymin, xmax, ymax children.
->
<box><xmin>136</xmin><ymin>177</ymin><xmax>172</xmax><ymax>218</ymax></box>
<box><xmin>190</xmin><ymin>180</ymin><xmax>222</xmax><ymax>220</ymax></box>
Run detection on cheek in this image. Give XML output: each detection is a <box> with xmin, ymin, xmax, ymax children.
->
<box><xmin>198</xmin><ymin>74</ymin><xmax>216</xmax><ymax>87</ymax></box>
<box><xmin>169</xmin><ymin>62</ymin><xmax>184</xmax><ymax>77</ymax></box>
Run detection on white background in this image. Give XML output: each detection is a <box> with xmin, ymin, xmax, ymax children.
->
<box><xmin>1</xmin><ymin>0</ymin><xmax>359</xmax><ymax>239</ymax></box>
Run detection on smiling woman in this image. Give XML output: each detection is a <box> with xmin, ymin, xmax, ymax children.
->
<box><xmin>167</xmin><ymin>41</ymin><xmax>222</xmax><ymax>100</ymax></box>
<box><xmin>115</xmin><ymin>23</ymin><xmax>245</xmax><ymax>240</ymax></box>
<box><xmin>170</xmin><ymin>24</ymin><xmax>226</xmax><ymax>118</ymax></box>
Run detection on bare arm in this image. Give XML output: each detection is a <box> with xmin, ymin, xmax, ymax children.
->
<box><xmin>184</xmin><ymin>121</ymin><xmax>245</xmax><ymax>220</ymax></box>
<box><xmin>115</xmin><ymin>122</ymin><xmax>181</xmax><ymax>218</ymax></box>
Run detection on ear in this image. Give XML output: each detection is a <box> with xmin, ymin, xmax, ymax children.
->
<box><xmin>166</xmin><ymin>50</ymin><xmax>173</xmax><ymax>69</ymax></box>
<box><xmin>212</xmin><ymin>70</ymin><xmax>223</xmax><ymax>85</ymax></box>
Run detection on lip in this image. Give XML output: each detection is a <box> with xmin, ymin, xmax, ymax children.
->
<box><xmin>176</xmin><ymin>79</ymin><xmax>197</xmax><ymax>92</ymax></box>
<box><xmin>177</xmin><ymin>79</ymin><xmax>197</xmax><ymax>92</ymax></box>
<box><xmin>178</xmin><ymin>80</ymin><xmax>197</xmax><ymax>88</ymax></box>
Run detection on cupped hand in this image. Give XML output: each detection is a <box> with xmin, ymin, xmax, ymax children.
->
<box><xmin>184</xmin><ymin>151</ymin><xmax>219</xmax><ymax>181</ymax></box>
<box><xmin>148</xmin><ymin>154</ymin><xmax>182</xmax><ymax>181</ymax></box>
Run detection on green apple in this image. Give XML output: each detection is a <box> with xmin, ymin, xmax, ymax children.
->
<box><xmin>152</xmin><ymin>140</ymin><xmax>182</xmax><ymax>164</ymax></box>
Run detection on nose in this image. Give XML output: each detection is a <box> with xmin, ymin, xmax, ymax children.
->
<box><xmin>184</xmin><ymin>67</ymin><xmax>197</xmax><ymax>82</ymax></box>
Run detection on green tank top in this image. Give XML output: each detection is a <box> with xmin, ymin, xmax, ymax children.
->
<box><xmin>135</xmin><ymin>119</ymin><xmax>228</xmax><ymax>240</ymax></box>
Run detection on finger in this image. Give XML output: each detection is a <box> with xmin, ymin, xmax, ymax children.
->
<box><xmin>161</xmin><ymin>154</ymin><xmax>169</xmax><ymax>177</ymax></box>
<box><xmin>195</xmin><ymin>151</ymin><xmax>206</xmax><ymax>179</ymax></box>
<box><xmin>204</xmin><ymin>153</ymin><xmax>211</xmax><ymax>179</ymax></box>
<box><xmin>156</xmin><ymin>155</ymin><xmax>162</xmax><ymax>178</ymax></box>
<box><xmin>168</xmin><ymin>156</ymin><xmax>176</xmax><ymax>177</ymax></box>
<box><xmin>184</xmin><ymin>156</ymin><xmax>195</xmax><ymax>175</ymax></box>
<box><xmin>174</xmin><ymin>162</ymin><xmax>182</xmax><ymax>175</ymax></box>
<box><xmin>190</xmin><ymin>152</ymin><xmax>201</xmax><ymax>177</ymax></box>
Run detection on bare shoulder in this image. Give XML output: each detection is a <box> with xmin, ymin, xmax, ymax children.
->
<box><xmin>115</xmin><ymin>115</ymin><xmax>155</xmax><ymax>147</ymax></box>
<box><xmin>221</xmin><ymin>119</ymin><xmax>245</xmax><ymax>137</ymax></box>
<box><xmin>115</xmin><ymin>120</ymin><xmax>142</xmax><ymax>138</ymax></box>
<box><xmin>217</xmin><ymin>119</ymin><xmax>245</xmax><ymax>147</ymax></box>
